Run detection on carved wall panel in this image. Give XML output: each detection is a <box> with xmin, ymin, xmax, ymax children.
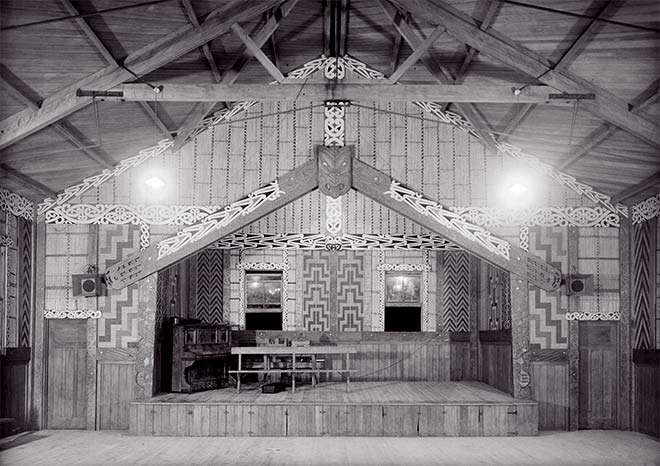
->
<box><xmin>441</xmin><ymin>251</ymin><xmax>470</xmax><ymax>333</ymax></box>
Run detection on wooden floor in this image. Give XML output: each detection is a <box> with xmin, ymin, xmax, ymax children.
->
<box><xmin>150</xmin><ymin>381</ymin><xmax>530</xmax><ymax>405</ymax></box>
<box><xmin>130</xmin><ymin>382</ymin><xmax>539</xmax><ymax>437</ymax></box>
<box><xmin>2</xmin><ymin>430</ymin><xmax>658</xmax><ymax>466</ymax></box>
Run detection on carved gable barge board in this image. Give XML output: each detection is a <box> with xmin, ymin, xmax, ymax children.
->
<box><xmin>352</xmin><ymin>159</ymin><xmax>561</xmax><ymax>291</ymax></box>
<box><xmin>389</xmin><ymin>0</ymin><xmax>659</xmax><ymax>147</ymax></box>
<box><xmin>105</xmin><ymin>159</ymin><xmax>318</xmax><ymax>289</ymax></box>
<box><xmin>0</xmin><ymin>0</ymin><xmax>282</xmax><ymax>151</ymax></box>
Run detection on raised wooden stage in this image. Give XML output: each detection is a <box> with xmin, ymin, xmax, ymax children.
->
<box><xmin>129</xmin><ymin>381</ymin><xmax>538</xmax><ymax>437</ymax></box>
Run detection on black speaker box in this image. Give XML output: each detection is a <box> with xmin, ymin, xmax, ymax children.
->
<box><xmin>72</xmin><ymin>273</ymin><xmax>104</xmax><ymax>297</ymax></box>
<box><xmin>262</xmin><ymin>382</ymin><xmax>287</xmax><ymax>394</ymax></box>
<box><xmin>564</xmin><ymin>274</ymin><xmax>593</xmax><ymax>296</ymax></box>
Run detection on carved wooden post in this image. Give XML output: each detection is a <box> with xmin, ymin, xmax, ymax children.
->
<box><xmin>511</xmin><ymin>277</ymin><xmax>532</xmax><ymax>399</ymax></box>
<box><xmin>567</xmin><ymin>226</ymin><xmax>580</xmax><ymax>430</ymax></box>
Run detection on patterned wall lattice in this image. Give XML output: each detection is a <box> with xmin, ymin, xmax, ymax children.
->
<box><xmin>18</xmin><ymin>218</ymin><xmax>32</xmax><ymax>347</ymax></box>
<box><xmin>441</xmin><ymin>251</ymin><xmax>470</xmax><ymax>332</ymax></box>
<box><xmin>528</xmin><ymin>227</ymin><xmax>568</xmax><ymax>349</ymax></box>
<box><xmin>336</xmin><ymin>251</ymin><xmax>365</xmax><ymax>332</ymax></box>
<box><xmin>97</xmin><ymin>225</ymin><xmax>140</xmax><ymax>349</ymax></box>
<box><xmin>301</xmin><ymin>251</ymin><xmax>333</xmax><ymax>331</ymax></box>
<box><xmin>632</xmin><ymin>219</ymin><xmax>657</xmax><ymax>350</ymax></box>
<box><xmin>486</xmin><ymin>264</ymin><xmax>511</xmax><ymax>330</ymax></box>
<box><xmin>196</xmin><ymin>249</ymin><xmax>224</xmax><ymax>325</ymax></box>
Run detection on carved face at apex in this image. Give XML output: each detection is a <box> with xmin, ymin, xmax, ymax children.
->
<box><xmin>317</xmin><ymin>145</ymin><xmax>354</xmax><ymax>199</ymax></box>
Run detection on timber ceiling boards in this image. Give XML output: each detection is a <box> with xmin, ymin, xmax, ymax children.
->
<box><xmin>0</xmin><ymin>0</ymin><xmax>658</xmax><ymax>203</ymax></box>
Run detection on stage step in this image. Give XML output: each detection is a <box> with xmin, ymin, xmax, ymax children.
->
<box><xmin>129</xmin><ymin>402</ymin><xmax>538</xmax><ymax>437</ymax></box>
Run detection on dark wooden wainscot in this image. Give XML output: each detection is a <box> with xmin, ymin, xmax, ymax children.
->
<box><xmin>172</xmin><ymin>322</ymin><xmax>232</xmax><ymax>393</ymax></box>
<box><xmin>0</xmin><ymin>347</ymin><xmax>30</xmax><ymax>436</ymax></box>
<box><xmin>633</xmin><ymin>350</ymin><xmax>659</xmax><ymax>438</ymax></box>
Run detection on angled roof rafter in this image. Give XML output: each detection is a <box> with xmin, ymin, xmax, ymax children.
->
<box><xmin>179</xmin><ymin>0</ymin><xmax>222</xmax><ymax>83</ymax></box>
<box><xmin>389</xmin><ymin>0</ymin><xmax>659</xmax><ymax>147</ymax></box>
<box><xmin>172</xmin><ymin>0</ymin><xmax>300</xmax><ymax>150</ymax></box>
<box><xmin>0</xmin><ymin>0</ymin><xmax>283</xmax><ymax>151</ymax></box>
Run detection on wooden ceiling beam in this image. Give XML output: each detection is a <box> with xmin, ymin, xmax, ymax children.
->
<box><xmin>496</xmin><ymin>0</ymin><xmax>619</xmax><ymax>145</ymax></box>
<box><xmin>381</xmin><ymin>0</ymin><xmax>498</xmax><ymax>152</ymax></box>
<box><xmin>0</xmin><ymin>69</ymin><xmax>114</xmax><ymax>169</ymax></box>
<box><xmin>231</xmin><ymin>23</ymin><xmax>285</xmax><ymax>82</ymax></box>
<box><xmin>106</xmin><ymin>82</ymin><xmax>557</xmax><ymax>103</ymax></box>
<box><xmin>0</xmin><ymin>164</ymin><xmax>57</xmax><ymax>199</ymax></box>
<box><xmin>612</xmin><ymin>171</ymin><xmax>660</xmax><ymax>204</ymax></box>
<box><xmin>171</xmin><ymin>0</ymin><xmax>299</xmax><ymax>150</ymax></box>
<box><xmin>62</xmin><ymin>0</ymin><xmax>174</xmax><ymax>142</ymax></box>
<box><xmin>497</xmin><ymin>103</ymin><xmax>535</xmax><ymax>142</ymax></box>
<box><xmin>557</xmin><ymin>83</ymin><xmax>659</xmax><ymax>171</ymax></box>
<box><xmin>388</xmin><ymin>26</ymin><xmax>445</xmax><ymax>83</ymax></box>
<box><xmin>180</xmin><ymin>0</ymin><xmax>222</xmax><ymax>83</ymax></box>
<box><xmin>389</xmin><ymin>0</ymin><xmax>659</xmax><ymax>147</ymax></box>
<box><xmin>0</xmin><ymin>0</ymin><xmax>282</xmax><ymax>151</ymax></box>
<box><xmin>136</xmin><ymin>102</ymin><xmax>173</xmax><ymax>139</ymax></box>
<box><xmin>455</xmin><ymin>0</ymin><xmax>501</xmax><ymax>82</ymax></box>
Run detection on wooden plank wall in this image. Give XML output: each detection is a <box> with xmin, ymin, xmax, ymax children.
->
<box><xmin>84</xmin><ymin>103</ymin><xmax>588</xmax><ymax>214</ymax></box>
<box><xmin>98</xmin><ymin>361</ymin><xmax>136</xmax><ymax>430</ymax></box>
<box><xmin>129</xmin><ymin>401</ymin><xmax>538</xmax><ymax>437</ymax></box>
<box><xmin>531</xmin><ymin>361</ymin><xmax>569</xmax><ymax>430</ymax></box>
<box><xmin>238</xmin><ymin>331</ymin><xmax>450</xmax><ymax>382</ymax></box>
<box><xmin>479</xmin><ymin>340</ymin><xmax>513</xmax><ymax>395</ymax></box>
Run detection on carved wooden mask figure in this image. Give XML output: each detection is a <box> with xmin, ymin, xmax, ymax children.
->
<box><xmin>317</xmin><ymin>145</ymin><xmax>353</xmax><ymax>199</ymax></box>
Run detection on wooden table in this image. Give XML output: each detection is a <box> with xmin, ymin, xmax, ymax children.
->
<box><xmin>230</xmin><ymin>345</ymin><xmax>358</xmax><ymax>393</ymax></box>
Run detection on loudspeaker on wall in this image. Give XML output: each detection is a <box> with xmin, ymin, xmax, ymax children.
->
<box><xmin>564</xmin><ymin>274</ymin><xmax>593</xmax><ymax>296</ymax></box>
<box><xmin>72</xmin><ymin>273</ymin><xmax>105</xmax><ymax>297</ymax></box>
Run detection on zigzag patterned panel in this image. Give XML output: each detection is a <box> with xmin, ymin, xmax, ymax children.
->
<box><xmin>337</xmin><ymin>251</ymin><xmax>364</xmax><ymax>332</ymax></box>
<box><xmin>98</xmin><ymin>225</ymin><xmax>140</xmax><ymax>348</ymax></box>
<box><xmin>633</xmin><ymin>220</ymin><xmax>655</xmax><ymax>350</ymax></box>
<box><xmin>442</xmin><ymin>251</ymin><xmax>470</xmax><ymax>332</ymax></box>
<box><xmin>196</xmin><ymin>249</ymin><xmax>225</xmax><ymax>325</ymax></box>
<box><xmin>302</xmin><ymin>252</ymin><xmax>332</xmax><ymax>331</ymax></box>
<box><xmin>528</xmin><ymin>227</ymin><xmax>568</xmax><ymax>349</ymax></box>
<box><xmin>18</xmin><ymin>218</ymin><xmax>32</xmax><ymax>347</ymax></box>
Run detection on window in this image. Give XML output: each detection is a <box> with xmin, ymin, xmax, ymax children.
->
<box><xmin>384</xmin><ymin>273</ymin><xmax>421</xmax><ymax>332</ymax></box>
<box><xmin>245</xmin><ymin>271</ymin><xmax>283</xmax><ymax>330</ymax></box>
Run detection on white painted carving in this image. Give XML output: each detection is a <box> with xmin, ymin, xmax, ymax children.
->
<box><xmin>632</xmin><ymin>193</ymin><xmax>660</xmax><ymax>224</ymax></box>
<box><xmin>452</xmin><ymin>206</ymin><xmax>620</xmax><ymax>228</ymax></box>
<box><xmin>385</xmin><ymin>180</ymin><xmax>511</xmax><ymax>260</ymax></box>
<box><xmin>157</xmin><ymin>181</ymin><xmax>285</xmax><ymax>259</ymax></box>
<box><xmin>519</xmin><ymin>225</ymin><xmax>529</xmax><ymax>252</ymax></box>
<box><xmin>38</xmin><ymin>139</ymin><xmax>174</xmax><ymax>214</ymax></box>
<box><xmin>45</xmin><ymin>309</ymin><xmax>102</xmax><ymax>319</ymax></box>
<box><xmin>0</xmin><ymin>187</ymin><xmax>33</xmax><ymax>220</ymax></box>
<box><xmin>139</xmin><ymin>223</ymin><xmax>150</xmax><ymax>250</ymax></box>
<box><xmin>565</xmin><ymin>312</ymin><xmax>620</xmax><ymax>321</ymax></box>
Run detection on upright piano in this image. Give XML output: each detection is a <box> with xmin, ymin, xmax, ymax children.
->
<box><xmin>171</xmin><ymin>321</ymin><xmax>232</xmax><ymax>393</ymax></box>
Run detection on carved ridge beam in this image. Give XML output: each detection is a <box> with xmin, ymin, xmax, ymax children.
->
<box><xmin>389</xmin><ymin>0</ymin><xmax>659</xmax><ymax>147</ymax></box>
<box><xmin>104</xmin><ymin>158</ymin><xmax>318</xmax><ymax>289</ymax></box>
<box><xmin>0</xmin><ymin>0</ymin><xmax>282</xmax><ymax>151</ymax></box>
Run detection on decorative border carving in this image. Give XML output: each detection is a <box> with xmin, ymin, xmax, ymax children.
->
<box><xmin>237</xmin><ymin>256</ymin><xmax>290</xmax><ymax>330</ymax></box>
<box><xmin>139</xmin><ymin>223</ymin><xmax>150</xmax><ymax>250</ymax></box>
<box><xmin>156</xmin><ymin>181</ymin><xmax>285</xmax><ymax>259</ymax></box>
<box><xmin>0</xmin><ymin>187</ymin><xmax>34</xmax><ymax>220</ymax></box>
<box><xmin>325</xmin><ymin>197</ymin><xmax>342</xmax><ymax>236</ymax></box>
<box><xmin>519</xmin><ymin>225</ymin><xmax>529</xmax><ymax>252</ymax></box>
<box><xmin>386</xmin><ymin>180</ymin><xmax>511</xmax><ymax>260</ymax></box>
<box><xmin>376</xmin><ymin>260</ymin><xmax>432</xmax><ymax>332</ymax></box>
<box><xmin>211</xmin><ymin>233</ymin><xmax>461</xmax><ymax>250</ymax></box>
<box><xmin>452</xmin><ymin>206</ymin><xmax>620</xmax><ymax>228</ymax></box>
<box><xmin>38</xmin><ymin>139</ymin><xmax>174</xmax><ymax>214</ymax></box>
<box><xmin>0</xmin><ymin>234</ymin><xmax>14</xmax><ymax>248</ymax></box>
<box><xmin>44</xmin><ymin>309</ymin><xmax>102</xmax><ymax>319</ymax></box>
<box><xmin>414</xmin><ymin>100</ymin><xmax>627</xmax><ymax>217</ymax></box>
<box><xmin>632</xmin><ymin>193</ymin><xmax>660</xmax><ymax>224</ymax></box>
<box><xmin>565</xmin><ymin>311</ymin><xmax>621</xmax><ymax>321</ymax></box>
<box><xmin>45</xmin><ymin>203</ymin><xmax>620</xmax><ymax>229</ymax></box>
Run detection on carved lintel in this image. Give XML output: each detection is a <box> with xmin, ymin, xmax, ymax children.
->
<box><xmin>317</xmin><ymin>146</ymin><xmax>353</xmax><ymax>198</ymax></box>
